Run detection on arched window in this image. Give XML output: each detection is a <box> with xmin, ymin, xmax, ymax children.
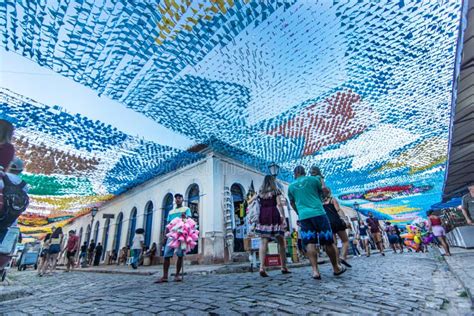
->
<box><xmin>93</xmin><ymin>221</ymin><xmax>100</xmax><ymax>246</ymax></box>
<box><xmin>143</xmin><ymin>201</ymin><xmax>153</xmax><ymax>248</ymax></box>
<box><xmin>113</xmin><ymin>212</ymin><xmax>124</xmax><ymax>254</ymax></box>
<box><xmin>86</xmin><ymin>224</ymin><xmax>91</xmax><ymax>245</ymax></box>
<box><xmin>161</xmin><ymin>193</ymin><xmax>174</xmax><ymax>255</ymax></box>
<box><xmin>231</xmin><ymin>183</ymin><xmax>245</xmax><ymax>252</ymax></box>
<box><xmin>186</xmin><ymin>184</ymin><xmax>200</xmax><ymax>255</ymax></box>
<box><xmin>102</xmin><ymin>218</ymin><xmax>110</xmax><ymax>260</ymax></box>
<box><xmin>127</xmin><ymin>207</ymin><xmax>137</xmax><ymax>247</ymax></box>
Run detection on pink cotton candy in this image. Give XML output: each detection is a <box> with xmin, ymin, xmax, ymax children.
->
<box><xmin>165</xmin><ymin>218</ymin><xmax>200</xmax><ymax>252</ymax></box>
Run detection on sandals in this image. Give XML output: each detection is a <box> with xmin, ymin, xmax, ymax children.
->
<box><xmin>340</xmin><ymin>258</ymin><xmax>352</xmax><ymax>268</ymax></box>
<box><xmin>333</xmin><ymin>266</ymin><xmax>347</xmax><ymax>276</ymax></box>
<box><xmin>259</xmin><ymin>270</ymin><xmax>269</xmax><ymax>277</ymax></box>
<box><xmin>154</xmin><ymin>277</ymin><xmax>168</xmax><ymax>283</ymax></box>
<box><xmin>281</xmin><ymin>268</ymin><xmax>291</xmax><ymax>274</ymax></box>
<box><xmin>312</xmin><ymin>274</ymin><xmax>321</xmax><ymax>280</ymax></box>
<box><xmin>174</xmin><ymin>277</ymin><xmax>183</xmax><ymax>282</ymax></box>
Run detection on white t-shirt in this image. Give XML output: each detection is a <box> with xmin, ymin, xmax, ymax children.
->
<box><xmin>131</xmin><ymin>234</ymin><xmax>144</xmax><ymax>250</ymax></box>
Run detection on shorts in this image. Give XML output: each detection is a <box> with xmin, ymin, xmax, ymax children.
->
<box><xmin>163</xmin><ymin>238</ymin><xmax>184</xmax><ymax>258</ymax></box>
<box><xmin>67</xmin><ymin>251</ymin><xmax>76</xmax><ymax>259</ymax></box>
<box><xmin>327</xmin><ymin>212</ymin><xmax>347</xmax><ymax>233</ymax></box>
<box><xmin>49</xmin><ymin>244</ymin><xmax>60</xmax><ymax>254</ymax></box>
<box><xmin>432</xmin><ymin>225</ymin><xmax>445</xmax><ymax>237</ymax></box>
<box><xmin>360</xmin><ymin>235</ymin><xmax>369</xmax><ymax>241</ymax></box>
<box><xmin>299</xmin><ymin>214</ymin><xmax>334</xmax><ymax>246</ymax></box>
<box><xmin>372</xmin><ymin>232</ymin><xmax>382</xmax><ymax>243</ymax></box>
<box><xmin>388</xmin><ymin>235</ymin><xmax>399</xmax><ymax>244</ymax></box>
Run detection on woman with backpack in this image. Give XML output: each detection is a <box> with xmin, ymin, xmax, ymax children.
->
<box><xmin>255</xmin><ymin>175</ymin><xmax>290</xmax><ymax>277</ymax></box>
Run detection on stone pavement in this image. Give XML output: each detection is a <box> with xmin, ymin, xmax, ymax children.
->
<box><xmin>444</xmin><ymin>247</ymin><xmax>474</xmax><ymax>306</ymax></box>
<box><xmin>53</xmin><ymin>259</ymin><xmax>313</xmax><ymax>276</ymax></box>
<box><xmin>0</xmin><ymin>251</ymin><xmax>472</xmax><ymax>315</ymax></box>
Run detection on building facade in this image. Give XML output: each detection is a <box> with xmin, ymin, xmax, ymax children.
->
<box><xmin>65</xmin><ymin>151</ymin><xmax>294</xmax><ymax>264</ymax></box>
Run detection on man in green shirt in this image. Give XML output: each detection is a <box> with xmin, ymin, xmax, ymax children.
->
<box><xmin>288</xmin><ymin>166</ymin><xmax>345</xmax><ymax>279</ymax></box>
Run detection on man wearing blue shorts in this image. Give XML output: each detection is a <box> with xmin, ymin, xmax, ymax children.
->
<box><xmin>288</xmin><ymin>166</ymin><xmax>345</xmax><ymax>279</ymax></box>
<box><xmin>155</xmin><ymin>193</ymin><xmax>191</xmax><ymax>283</ymax></box>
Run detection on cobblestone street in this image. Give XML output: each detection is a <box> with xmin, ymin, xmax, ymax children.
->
<box><xmin>1</xmin><ymin>251</ymin><xmax>472</xmax><ymax>315</ymax></box>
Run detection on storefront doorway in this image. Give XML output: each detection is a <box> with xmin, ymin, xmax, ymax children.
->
<box><xmin>102</xmin><ymin>218</ymin><xmax>110</xmax><ymax>260</ymax></box>
<box><xmin>127</xmin><ymin>207</ymin><xmax>137</xmax><ymax>247</ymax></box>
<box><xmin>187</xmin><ymin>184</ymin><xmax>200</xmax><ymax>255</ymax></box>
<box><xmin>114</xmin><ymin>212</ymin><xmax>123</xmax><ymax>254</ymax></box>
<box><xmin>161</xmin><ymin>193</ymin><xmax>174</xmax><ymax>256</ymax></box>
<box><xmin>231</xmin><ymin>183</ymin><xmax>246</xmax><ymax>252</ymax></box>
<box><xmin>144</xmin><ymin>202</ymin><xmax>153</xmax><ymax>248</ymax></box>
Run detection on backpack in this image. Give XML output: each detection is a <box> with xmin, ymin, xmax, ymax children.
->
<box><xmin>0</xmin><ymin>175</ymin><xmax>29</xmax><ymax>231</ymax></box>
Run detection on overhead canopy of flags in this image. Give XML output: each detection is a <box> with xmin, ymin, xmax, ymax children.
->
<box><xmin>0</xmin><ymin>0</ymin><xmax>462</xmax><ymax>236</ymax></box>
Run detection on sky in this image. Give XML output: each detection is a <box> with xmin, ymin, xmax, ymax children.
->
<box><xmin>0</xmin><ymin>48</ymin><xmax>194</xmax><ymax>150</ymax></box>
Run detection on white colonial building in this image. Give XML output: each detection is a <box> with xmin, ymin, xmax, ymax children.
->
<box><xmin>65</xmin><ymin>149</ymin><xmax>296</xmax><ymax>264</ymax></box>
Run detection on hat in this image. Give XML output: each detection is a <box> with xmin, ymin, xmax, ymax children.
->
<box><xmin>9</xmin><ymin>157</ymin><xmax>24</xmax><ymax>172</ymax></box>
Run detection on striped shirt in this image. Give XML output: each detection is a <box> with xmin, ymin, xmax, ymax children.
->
<box><xmin>167</xmin><ymin>206</ymin><xmax>191</xmax><ymax>223</ymax></box>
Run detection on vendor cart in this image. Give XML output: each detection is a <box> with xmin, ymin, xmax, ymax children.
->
<box><xmin>17</xmin><ymin>242</ymin><xmax>40</xmax><ymax>271</ymax></box>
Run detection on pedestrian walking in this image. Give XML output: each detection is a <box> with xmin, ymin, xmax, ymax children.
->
<box><xmin>253</xmin><ymin>175</ymin><xmax>290</xmax><ymax>277</ymax></box>
<box><xmin>93</xmin><ymin>242</ymin><xmax>103</xmax><ymax>266</ymax></box>
<box><xmin>288</xmin><ymin>166</ymin><xmax>345</xmax><ymax>280</ymax></box>
<box><xmin>88</xmin><ymin>240</ymin><xmax>96</xmax><ymax>265</ymax></box>
<box><xmin>348</xmin><ymin>229</ymin><xmax>361</xmax><ymax>257</ymax></box>
<box><xmin>358</xmin><ymin>220</ymin><xmax>370</xmax><ymax>256</ymax></box>
<box><xmin>461</xmin><ymin>182</ymin><xmax>474</xmax><ymax>225</ymax></box>
<box><xmin>65</xmin><ymin>230</ymin><xmax>79</xmax><ymax>272</ymax></box>
<box><xmin>130</xmin><ymin>229</ymin><xmax>145</xmax><ymax>269</ymax></box>
<box><xmin>155</xmin><ymin>193</ymin><xmax>191</xmax><ymax>283</ymax></box>
<box><xmin>39</xmin><ymin>226</ymin><xmax>63</xmax><ymax>276</ymax></box>
<box><xmin>393</xmin><ymin>225</ymin><xmax>404</xmax><ymax>253</ymax></box>
<box><xmin>385</xmin><ymin>222</ymin><xmax>401</xmax><ymax>253</ymax></box>
<box><xmin>79</xmin><ymin>241</ymin><xmax>88</xmax><ymax>267</ymax></box>
<box><xmin>366</xmin><ymin>212</ymin><xmax>385</xmax><ymax>256</ymax></box>
<box><xmin>37</xmin><ymin>232</ymin><xmax>51</xmax><ymax>276</ymax></box>
<box><xmin>427</xmin><ymin>210</ymin><xmax>451</xmax><ymax>256</ymax></box>
<box><xmin>321</xmin><ymin>187</ymin><xmax>351</xmax><ymax>268</ymax></box>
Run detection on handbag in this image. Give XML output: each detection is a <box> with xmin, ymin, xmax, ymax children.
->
<box><xmin>247</xmin><ymin>197</ymin><xmax>261</xmax><ymax>225</ymax></box>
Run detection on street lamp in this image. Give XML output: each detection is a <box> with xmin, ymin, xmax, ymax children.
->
<box><xmin>268</xmin><ymin>162</ymin><xmax>280</xmax><ymax>177</ymax></box>
<box><xmin>353</xmin><ymin>202</ymin><xmax>361</xmax><ymax>221</ymax></box>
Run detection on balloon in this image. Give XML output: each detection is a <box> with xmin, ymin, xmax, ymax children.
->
<box><xmin>414</xmin><ymin>235</ymin><xmax>421</xmax><ymax>244</ymax></box>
